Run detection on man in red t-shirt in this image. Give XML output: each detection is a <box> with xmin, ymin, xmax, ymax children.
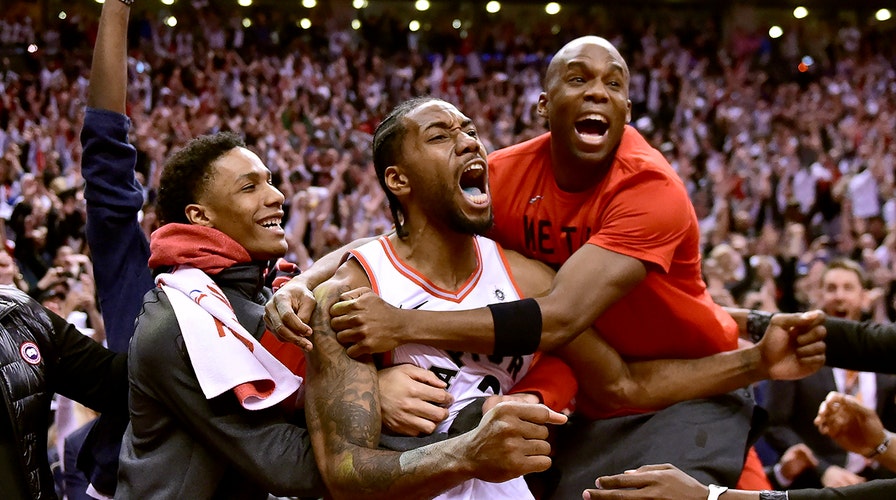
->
<box><xmin>267</xmin><ymin>36</ymin><xmax>824</xmax><ymax>496</ymax></box>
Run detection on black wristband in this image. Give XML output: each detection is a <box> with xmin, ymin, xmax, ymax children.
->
<box><xmin>489</xmin><ymin>298</ymin><xmax>542</xmax><ymax>356</ymax></box>
<box><xmin>759</xmin><ymin>491</ymin><xmax>788</xmax><ymax>500</ymax></box>
<box><xmin>747</xmin><ymin>310</ymin><xmax>775</xmax><ymax>344</ymax></box>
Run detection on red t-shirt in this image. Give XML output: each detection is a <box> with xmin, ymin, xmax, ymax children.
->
<box><xmin>487</xmin><ymin>127</ymin><xmax>737</xmax><ymax>361</ymax></box>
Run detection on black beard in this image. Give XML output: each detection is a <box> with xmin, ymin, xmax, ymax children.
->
<box><xmin>446</xmin><ymin>206</ymin><xmax>494</xmax><ymax>236</ymax></box>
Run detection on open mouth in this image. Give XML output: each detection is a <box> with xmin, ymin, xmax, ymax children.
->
<box><xmin>575</xmin><ymin>115</ymin><xmax>610</xmax><ymax>137</ymax></box>
<box><xmin>831</xmin><ymin>309</ymin><xmax>848</xmax><ymax>318</ymax></box>
<box><xmin>258</xmin><ymin>216</ymin><xmax>283</xmax><ymax>230</ymax></box>
<box><xmin>459</xmin><ymin>161</ymin><xmax>488</xmax><ymax>205</ymax></box>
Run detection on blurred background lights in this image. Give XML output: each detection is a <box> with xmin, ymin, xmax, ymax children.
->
<box><xmin>768</xmin><ymin>25</ymin><xmax>783</xmax><ymax>38</ymax></box>
<box><xmin>242</xmin><ymin>18</ymin><xmax>251</xmax><ymax>28</ymax></box>
<box><xmin>415</xmin><ymin>0</ymin><xmax>430</xmax><ymax>11</ymax></box>
<box><xmin>161</xmin><ymin>0</ymin><xmax>175</xmax><ymax>5</ymax></box>
<box><xmin>352</xmin><ymin>0</ymin><xmax>368</xmax><ymax>8</ymax></box>
<box><xmin>94</xmin><ymin>0</ymin><xmax>104</xmax><ymax>4</ymax></box>
<box><xmin>237</xmin><ymin>0</ymin><xmax>251</xmax><ymax>6</ymax></box>
<box><xmin>165</xmin><ymin>16</ymin><xmax>177</xmax><ymax>27</ymax></box>
<box><xmin>351</xmin><ymin>19</ymin><xmax>361</xmax><ymax>30</ymax></box>
<box><xmin>58</xmin><ymin>11</ymin><xmax>66</xmax><ymax>20</ymax></box>
<box><xmin>300</xmin><ymin>18</ymin><xmax>312</xmax><ymax>29</ymax></box>
<box><xmin>486</xmin><ymin>1</ymin><xmax>501</xmax><ymax>13</ymax></box>
<box><xmin>801</xmin><ymin>55</ymin><xmax>814</xmax><ymax>66</ymax></box>
<box><xmin>877</xmin><ymin>9</ymin><xmax>892</xmax><ymax>22</ymax></box>
<box><xmin>452</xmin><ymin>19</ymin><xmax>462</xmax><ymax>29</ymax></box>
<box><xmin>27</xmin><ymin>44</ymin><xmax>38</xmax><ymax>53</ymax></box>
<box><xmin>302</xmin><ymin>0</ymin><xmax>317</xmax><ymax>8</ymax></box>
<box><xmin>409</xmin><ymin>20</ymin><xmax>421</xmax><ymax>32</ymax></box>
<box><xmin>793</xmin><ymin>6</ymin><xmax>808</xmax><ymax>19</ymax></box>
<box><xmin>545</xmin><ymin>2</ymin><xmax>561</xmax><ymax>15</ymax></box>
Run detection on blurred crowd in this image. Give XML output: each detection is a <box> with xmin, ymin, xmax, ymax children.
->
<box><xmin>0</xmin><ymin>0</ymin><xmax>895</xmax><ymax>333</ymax></box>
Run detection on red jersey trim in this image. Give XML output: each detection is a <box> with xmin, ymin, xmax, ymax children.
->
<box><xmin>348</xmin><ymin>249</ymin><xmax>380</xmax><ymax>295</ymax></box>
<box><xmin>494</xmin><ymin>243</ymin><xmax>526</xmax><ymax>299</ymax></box>
<box><xmin>379</xmin><ymin>237</ymin><xmax>483</xmax><ymax>303</ymax></box>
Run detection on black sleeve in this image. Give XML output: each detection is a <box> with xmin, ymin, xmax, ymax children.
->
<box><xmin>44</xmin><ymin>307</ymin><xmax>128</xmax><ymax>414</ymax></box>
<box><xmin>824</xmin><ymin>318</ymin><xmax>896</xmax><ymax>374</ymax></box>
<box><xmin>788</xmin><ymin>477</ymin><xmax>896</xmax><ymax>499</ymax></box>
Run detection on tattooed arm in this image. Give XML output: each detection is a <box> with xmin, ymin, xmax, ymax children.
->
<box><xmin>305</xmin><ymin>260</ymin><xmax>567</xmax><ymax>499</ymax></box>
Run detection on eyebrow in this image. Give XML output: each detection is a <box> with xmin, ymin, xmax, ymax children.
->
<box><xmin>423</xmin><ymin>117</ymin><xmax>474</xmax><ymax>132</ymax></box>
<box><xmin>566</xmin><ymin>60</ymin><xmax>627</xmax><ymax>76</ymax></box>
<box><xmin>235</xmin><ymin>169</ymin><xmax>270</xmax><ymax>184</ymax></box>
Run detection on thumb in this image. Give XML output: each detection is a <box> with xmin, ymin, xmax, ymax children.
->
<box><xmin>631</xmin><ymin>464</ymin><xmax>676</xmax><ymax>473</ymax></box>
<box><xmin>545</xmin><ymin>406</ymin><xmax>568</xmax><ymax>425</ymax></box>
<box><xmin>772</xmin><ymin>310</ymin><xmax>824</xmax><ymax>330</ymax></box>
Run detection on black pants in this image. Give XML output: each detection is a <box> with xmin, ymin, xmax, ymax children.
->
<box><xmin>547</xmin><ymin>388</ymin><xmax>758</xmax><ymax>499</ymax></box>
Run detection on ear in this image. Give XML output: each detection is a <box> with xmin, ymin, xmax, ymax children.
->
<box><xmin>536</xmin><ymin>92</ymin><xmax>548</xmax><ymax>118</ymax></box>
<box><xmin>625</xmin><ymin>99</ymin><xmax>632</xmax><ymax>123</ymax></box>
<box><xmin>185</xmin><ymin>203</ymin><xmax>214</xmax><ymax>227</ymax></box>
<box><xmin>384</xmin><ymin>165</ymin><xmax>410</xmax><ymax>197</ymax></box>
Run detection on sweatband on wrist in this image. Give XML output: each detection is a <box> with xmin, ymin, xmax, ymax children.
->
<box><xmin>488</xmin><ymin>298</ymin><xmax>542</xmax><ymax>356</ymax></box>
<box><xmin>747</xmin><ymin>309</ymin><xmax>775</xmax><ymax>344</ymax></box>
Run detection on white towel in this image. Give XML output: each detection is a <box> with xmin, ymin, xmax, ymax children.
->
<box><xmin>156</xmin><ymin>266</ymin><xmax>302</xmax><ymax>410</ymax></box>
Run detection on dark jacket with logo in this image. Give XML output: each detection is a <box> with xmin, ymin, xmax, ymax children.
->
<box><xmin>0</xmin><ymin>287</ymin><xmax>126</xmax><ymax>499</ymax></box>
<box><xmin>116</xmin><ymin>264</ymin><xmax>323</xmax><ymax>499</ymax></box>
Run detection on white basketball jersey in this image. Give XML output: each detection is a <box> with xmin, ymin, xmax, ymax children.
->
<box><xmin>349</xmin><ymin>235</ymin><xmax>536</xmax><ymax>500</ymax></box>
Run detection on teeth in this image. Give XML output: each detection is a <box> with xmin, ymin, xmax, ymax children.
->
<box><xmin>259</xmin><ymin>218</ymin><xmax>282</xmax><ymax>228</ymax></box>
<box><xmin>578</xmin><ymin>114</ymin><xmax>607</xmax><ymax>123</ymax></box>
<box><xmin>463</xmin><ymin>164</ymin><xmax>484</xmax><ymax>174</ymax></box>
<box><xmin>465</xmin><ymin>192</ymin><xmax>488</xmax><ymax>204</ymax></box>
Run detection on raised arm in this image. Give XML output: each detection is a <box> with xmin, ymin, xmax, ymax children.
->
<box><xmin>82</xmin><ymin>0</ymin><xmax>154</xmax><ymax>353</ymax></box>
<box><xmin>304</xmin><ymin>260</ymin><xmax>566</xmax><ymax>499</ymax></box>
<box><xmin>87</xmin><ymin>0</ymin><xmax>128</xmax><ymax>112</ymax></box>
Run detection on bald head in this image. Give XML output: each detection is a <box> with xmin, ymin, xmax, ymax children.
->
<box><xmin>545</xmin><ymin>36</ymin><xmax>630</xmax><ymax>89</ymax></box>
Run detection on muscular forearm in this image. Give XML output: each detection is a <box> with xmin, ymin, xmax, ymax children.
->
<box><xmin>561</xmin><ymin>332</ymin><xmax>762</xmax><ymax>414</ymax></box>
<box><xmin>608</xmin><ymin>347</ymin><xmax>762</xmax><ymax>409</ymax></box>
<box><xmin>307</xmin><ymin>275</ymin><xmax>473</xmax><ymax>499</ymax></box>
<box><xmin>386</xmin><ymin>289</ymin><xmax>605</xmax><ymax>357</ymax></box>
<box><xmin>88</xmin><ymin>0</ymin><xmax>129</xmax><ymax>112</ymax></box>
<box><xmin>315</xmin><ymin>430</ymin><xmax>474</xmax><ymax>500</ymax></box>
